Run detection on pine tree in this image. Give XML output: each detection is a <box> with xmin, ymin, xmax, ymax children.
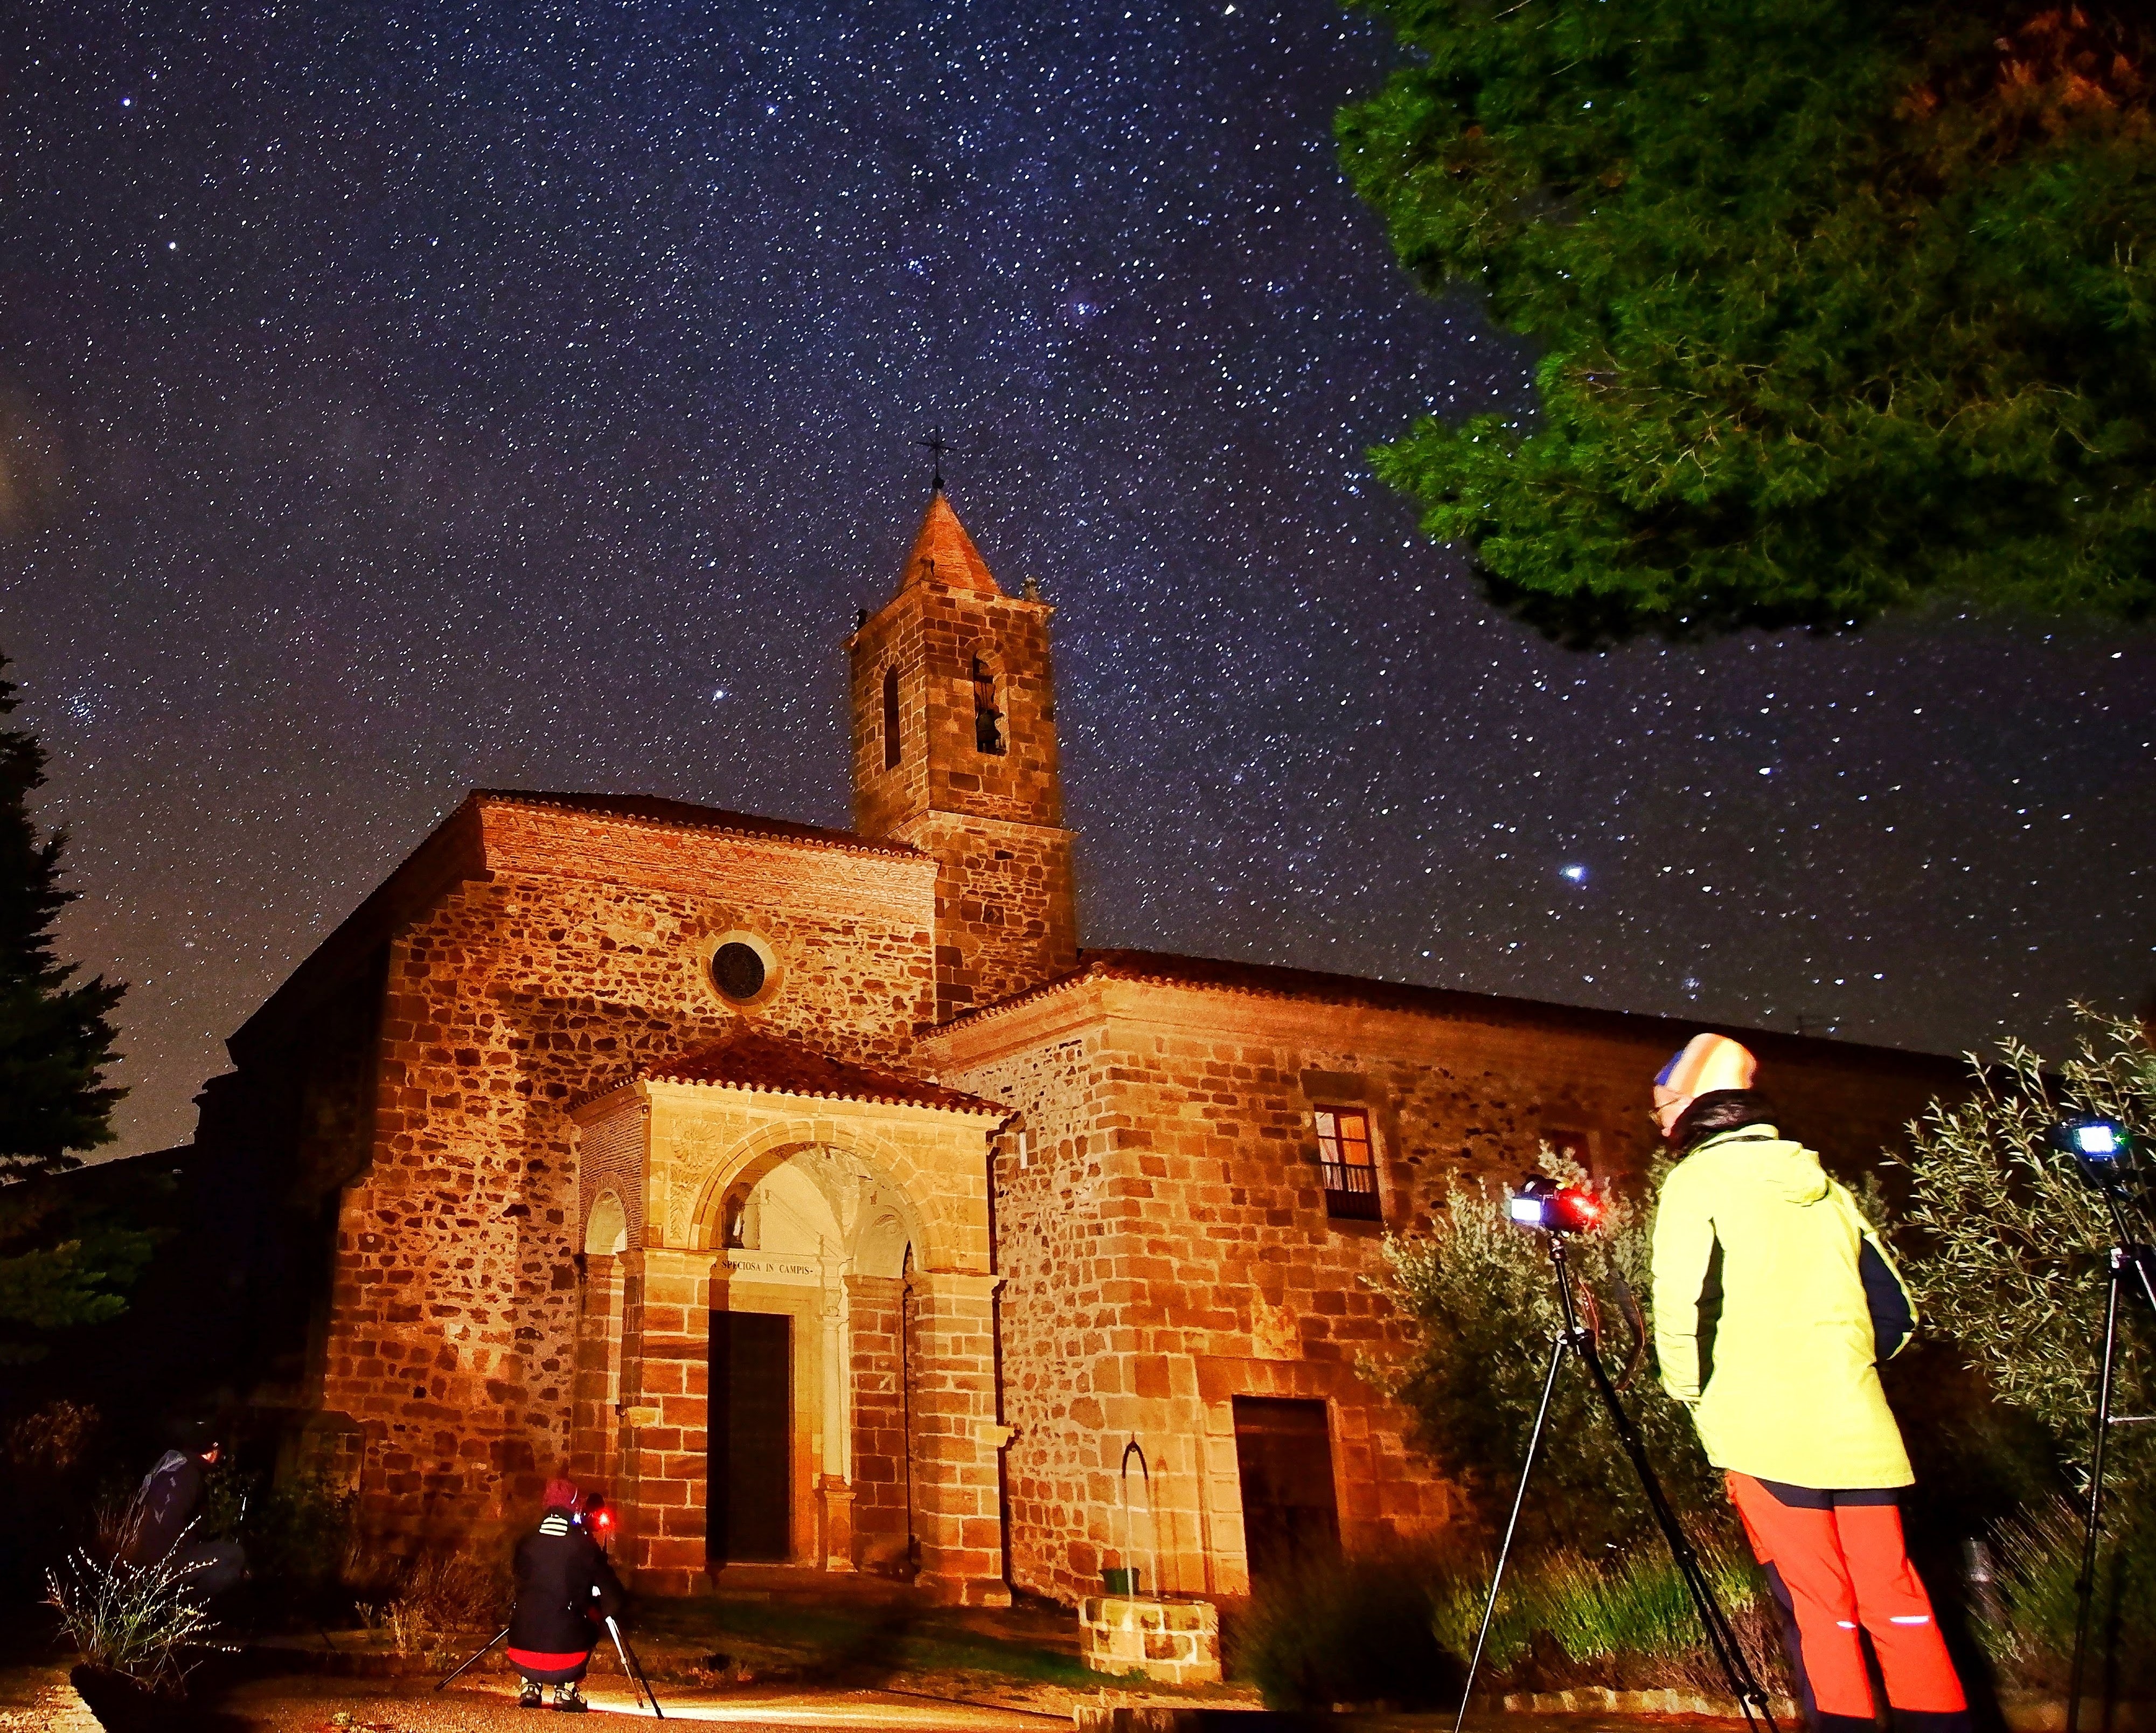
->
<box><xmin>0</xmin><ymin>660</ymin><xmax>140</xmax><ymax>1356</ymax></box>
<box><xmin>0</xmin><ymin>662</ymin><xmax>122</xmax><ymax>1177</ymax></box>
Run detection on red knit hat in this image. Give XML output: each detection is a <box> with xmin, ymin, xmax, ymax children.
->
<box><xmin>542</xmin><ymin>1476</ymin><xmax>580</xmax><ymax>1512</ymax></box>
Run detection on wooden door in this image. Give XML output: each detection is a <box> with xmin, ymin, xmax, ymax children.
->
<box><xmin>1233</xmin><ymin>1396</ymin><xmax>1340</xmax><ymax>1585</ymax></box>
<box><xmin>710</xmin><ymin>1311</ymin><xmax>792</xmax><ymax>1562</ymax></box>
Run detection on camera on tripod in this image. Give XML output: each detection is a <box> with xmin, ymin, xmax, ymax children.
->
<box><xmin>1458</xmin><ymin>1165</ymin><xmax>1778</xmax><ymax>1733</ymax></box>
<box><xmin>2050</xmin><ymin>1116</ymin><xmax>2137</xmax><ymax>1195</ymax></box>
<box><xmin>2044</xmin><ymin>1111</ymin><xmax>2151</xmax><ymax>1733</ymax></box>
<box><xmin>1506</xmin><ymin>1174</ymin><xmax>1604</xmax><ymax>1235</ymax></box>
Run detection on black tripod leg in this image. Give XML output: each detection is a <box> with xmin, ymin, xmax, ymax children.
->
<box><xmin>1452</xmin><ymin>1332</ymin><xmax>1569</xmax><ymax>1733</ymax></box>
<box><xmin>606</xmin><ymin>1616</ymin><xmax>664</xmax><ymax>1718</ymax></box>
<box><xmin>435</xmin><ymin>1624</ymin><xmax>510</xmax><ymax>1691</ymax></box>
<box><xmin>1571</xmin><ymin>1329</ymin><xmax>1777</xmax><ymax>1733</ymax></box>
<box><xmin>1543</xmin><ymin>1238</ymin><xmax>1776</xmax><ymax>1733</ymax></box>
<box><xmin>627</xmin><ymin>1633</ymin><xmax>664</xmax><ymax>1720</ymax></box>
<box><xmin>2067</xmin><ymin>1253</ymin><xmax>2125</xmax><ymax>1733</ymax></box>
<box><xmin>603</xmin><ymin>1616</ymin><xmax>646</xmax><ymax>1710</ymax></box>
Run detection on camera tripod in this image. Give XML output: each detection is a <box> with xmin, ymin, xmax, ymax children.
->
<box><xmin>2065</xmin><ymin>1183</ymin><xmax>2156</xmax><ymax>1733</ymax></box>
<box><xmin>433</xmin><ymin>1615</ymin><xmax>664</xmax><ymax>1717</ymax></box>
<box><xmin>1452</xmin><ymin>1231</ymin><xmax>1778</xmax><ymax>1733</ymax></box>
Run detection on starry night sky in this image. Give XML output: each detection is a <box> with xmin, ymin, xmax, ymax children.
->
<box><xmin>4</xmin><ymin>0</ymin><xmax>2152</xmax><ymax>1156</ymax></box>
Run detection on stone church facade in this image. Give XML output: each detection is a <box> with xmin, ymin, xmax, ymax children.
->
<box><xmin>209</xmin><ymin>488</ymin><xmax>1962</xmax><ymax>1607</ymax></box>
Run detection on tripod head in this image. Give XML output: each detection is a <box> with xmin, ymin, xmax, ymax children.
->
<box><xmin>1507</xmin><ymin>1175</ymin><xmax>1616</xmax><ymax>1359</ymax></box>
<box><xmin>579</xmin><ymin>1492</ymin><xmax>616</xmax><ymax>1555</ymax></box>
<box><xmin>2048</xmin><ymin>1117</ymin><xmax>2155</xmax><ymax>1312</ymax></box>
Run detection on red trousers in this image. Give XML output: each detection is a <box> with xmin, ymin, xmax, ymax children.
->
<box><xmin>1726</xmin><ymin>1474</ymin><xmax>1968</xmax><ymax>1733</ymax></box>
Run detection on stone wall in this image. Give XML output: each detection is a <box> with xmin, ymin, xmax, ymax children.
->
<box><xmin>614</xmin><ymin>1247</ymin><xmax>711</xmax><ymax>1592</ymax></box>
<box><xmin>931</xmin><ymin>982</ymin><xmax>1446</xmax><ymax>1604</ymax></box>
<box><xmin>903</xmin><ymin>1271</ymin><xmax>1013</xmax><ymax>1604</ymax></box>
<box><xmin>314</xmin><ymin>796</ymin><xmax>939</xmax><ymax>1547</ymax></box>
<box><xmin>847</xmin><ymin>1274</ymin><xmax>910</xmax><ymax>1572</ymax></box>
<box><xmin>850</xmin><ymin>575</ymin><xmax>1064</xmax><ymax>838</ymax></box>
<box><xmin>891</xmin><ymin>811</ymin><xmax>1077</xmax><ymax>1022</ymax></box>
<box><xmin>567</xmin><ymin>1253</ymin><xmax>623</xmax><ymax>1491</ymax></box>
<box><xmin>926</xmin><ymin>970</ymin><xmax>1964</xmax><ymax>1606</ymax></box>
<box><xmin>850</xmin><ymin>599</ymin><xmax>930</xmax><ymax>840</ymax></box>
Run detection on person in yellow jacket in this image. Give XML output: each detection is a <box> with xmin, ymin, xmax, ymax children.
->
<box><xmin>1649</xmin><ymin>1034</ymin><xmax>1969</xmax><ymax>1733</ymax></box>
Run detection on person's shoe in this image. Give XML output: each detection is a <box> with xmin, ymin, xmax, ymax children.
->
<box><xmin>517</xmin><ymin>1680</ymin><xmax>544</xmax><ymax>1709</ymax></box>
<box><xmin>553</xmin><ymin>1683</ymin><xmax>588</xmax><ymax>1713</ymax></box>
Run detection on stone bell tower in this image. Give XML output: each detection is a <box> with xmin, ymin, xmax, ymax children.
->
<box><xmin>850</xmin><ymin>484</ymin><xmax>1078</xmax><ymax>1023</ymax></box>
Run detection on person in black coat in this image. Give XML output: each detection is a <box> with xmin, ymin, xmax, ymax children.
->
<box><xmin>121</xmin><ymin>1422</ymin><xmax>247</xmax><ymax>1598</ymax></box>
<box><xmin>506</xmin><ymin>1478</ymin><xmax>625</xmax><ymax>1713</ymax></box>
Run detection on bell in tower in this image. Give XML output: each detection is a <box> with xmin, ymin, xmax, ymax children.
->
<box><xmin>848</xmin><ymin>483</ymin><xmax>1077</xmax><ymax>1023</ymax></box>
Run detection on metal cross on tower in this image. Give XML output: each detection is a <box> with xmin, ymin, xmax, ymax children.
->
<box><xmin>912</xmin><ymin>433</ymin><xmax>957</xmax><ymax>492</ymax></box>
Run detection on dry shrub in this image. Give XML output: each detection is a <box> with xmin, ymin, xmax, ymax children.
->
<box><xmin>1970</xmin><ymin>1496</ymin><xmax>2156</xmax><ymax>1693</ymax></box>
<box><xmin>1232</xmin><ymin>1545</ymin><xmax>1466</xmax><ymax>1710</ymax></box>
<box><xmin>5</xmin><ymin>1400</ymin><xmax>100</xmax><ymax>1475</ymax></box>
<box><xmin>1433</xmin><ymin>1542</ymin><xmax>1791</xmax><ymax>1696</ymax></box>
<box><xmin>91</xmin><ymin>1481</ymin><xmax>152</xmax><ymax>1565</ymax></box>
<box><xmin>353</xmin><ymin>1541</ymin><xmax>508</xmax><ymax>1655</ymax></box>
<box><xmin>45</xmin><ymin>1529</ymin><xmax>229</xmax><ymax>1694</ymax></box>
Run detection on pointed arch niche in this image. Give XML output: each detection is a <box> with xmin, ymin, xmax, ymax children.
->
<box><xmin>568</xmin><ymin>1050</ymin><xmax>1010</xmax><ymax>1605</ymax></box>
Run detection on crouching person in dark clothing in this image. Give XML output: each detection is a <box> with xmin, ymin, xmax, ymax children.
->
<box><xmin>123</xmin><ymin>1423</ymin><xmax>247</xmax><ymax>1599</ymax></box>
<box><xmin>507</xmin><ymin>1478</ymin><xmax>625</xmax><ymax>1713</ymax></box>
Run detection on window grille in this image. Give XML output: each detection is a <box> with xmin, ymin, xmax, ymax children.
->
<box><xmin>1315</xmin><ymin>1107</ymin><xmax>1380</xmax><ymax>1221</ymax></box>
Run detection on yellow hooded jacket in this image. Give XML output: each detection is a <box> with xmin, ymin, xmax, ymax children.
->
<box><xmin>1651</xmin><ymin>1125</ymin><xmax>1917</xmax><ymax>1489</ymax></box>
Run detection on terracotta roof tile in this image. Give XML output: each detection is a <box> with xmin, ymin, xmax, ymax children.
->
<box><xmin>645</xmin><ymin>1029</ymin><xmax>1004</xmax><ymax>1115</ymax></box>
<box><xmin>898</xmin><ymin>490</ymin><xmax>1001</xmax><ymax>596</ymax></box>
<box><xmin>935</xmin><ymin>948</ymin><xmax>1956</xmax><ymax>1071</ymax></box>
<box><xmin>474</xmin><ymin>789</ymin><xmax>923</xmax><ymax>859</ymax></box>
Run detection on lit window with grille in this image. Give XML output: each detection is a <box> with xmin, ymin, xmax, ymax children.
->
<box><xmin>1315</xmin><ymin>1107</ymin><xmax>1380</xmax><ymax>1221</ymax></box>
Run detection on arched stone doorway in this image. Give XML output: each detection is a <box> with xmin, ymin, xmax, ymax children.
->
<box><xmin>693</xmin><ymin>1142</ymin><xmax>926</xmax><ymax>1573</ymax></box>
<box><xmin>569</xmin><ymin>1041</ymin><xmax>1012</xmax><ymax>1605</ymax></box>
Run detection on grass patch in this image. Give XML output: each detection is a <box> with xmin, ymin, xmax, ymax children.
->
<box><xmin>1970</xmin><ymin>1496</ymin><xmax>2156</xmax><ymax>1694</ymax></box>
<box><xmin>1432</xmin><ymin>1544</ymin><xmax>1788</xmax><ymax>1696</ymax></box>
<box><xmin>633</xmin><ymin>1596</ymin><xmax>1103</xmax><ymax>1690</ymax></box>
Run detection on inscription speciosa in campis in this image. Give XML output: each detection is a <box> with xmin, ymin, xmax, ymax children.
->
<box><xmin>725</xmin><ymin>1253</ymin><xmax>820</xmax><ymax>1279</ymax></box>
